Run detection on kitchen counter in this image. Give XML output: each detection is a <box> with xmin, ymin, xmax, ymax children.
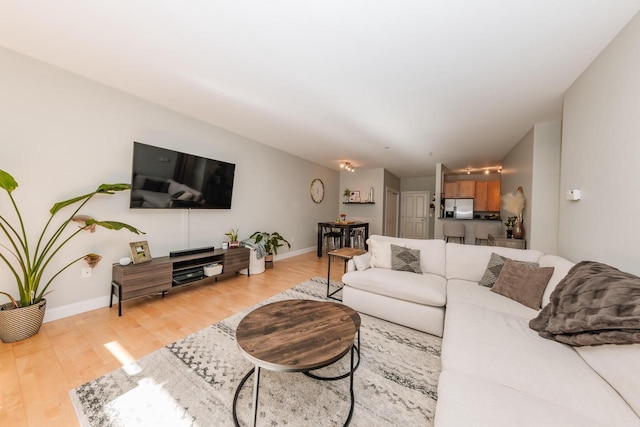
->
<box><xmin>435</xmin><ymin>218</ymin><xmax>504</xmax><ymax>244</ymax></box>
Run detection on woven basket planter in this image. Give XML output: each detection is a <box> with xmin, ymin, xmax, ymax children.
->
<box><xmin>0</xmin><ymin>299</ymin><xmax>46</xmax><ymax>343</ymax></box>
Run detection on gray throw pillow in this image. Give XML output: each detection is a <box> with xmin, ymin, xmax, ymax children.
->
<box><xmin>479</xmin><ymin>252</ymin><xmax>538</xmax><ymax>287</ymax></box>
<box><xmin>491</xmin><ymin>259</ymin><xmax>554</xmax><ymax>309</ymax></box>
<box><xmin>390</xmin><ymin>244</ymin><xmax>422</xmax><ymax>274</ymax></box>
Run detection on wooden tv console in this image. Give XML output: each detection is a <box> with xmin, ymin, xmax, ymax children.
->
<box><xmin>110</xmin><ymin>247</ymin><xmax>250</xmax><ymax>316</ymax></box>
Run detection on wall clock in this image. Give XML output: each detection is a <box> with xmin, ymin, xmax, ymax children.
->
<box><xmin>310</xmin><ymin>178</ymin><xmax>324</xmax><ymax>203</ymax></box>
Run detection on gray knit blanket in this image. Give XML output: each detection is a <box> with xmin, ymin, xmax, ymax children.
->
<box><xmin>529</xmin><ymin>261</ymin><xmax>640</xmax><ymax>346</ymax></box>
<box><xmin>240</xmin><ymin>238</ymin><xmax>266</xmax><ymax>259</ymax></box>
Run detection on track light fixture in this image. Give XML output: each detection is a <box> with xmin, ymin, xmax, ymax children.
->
<box><xmin>462</xmin><ymin>166</ymin><xmax>502</xmax><ymax>175</ymax></box>
<box><xmin>340</xmin><ymin>162</ymin><xmax>355</xmax><ymax>172</ymax></box>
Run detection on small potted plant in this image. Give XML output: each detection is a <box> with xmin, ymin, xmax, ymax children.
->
<box><xmin>225</xmin><ymin>228</ymin><xmax>239</xmax><ymax>248</ymax></box>
<box><xmin>504</xmin><ymin>216</ymin><xmax>516</xmax><ymax>239</ymax></box>
<box><xmin>343</xmin><ymin>188</ymin><xmax>351</xmax><ymax>203</ymax></box>
<box><xmin>250</xmin><ymin>231</ymin><xmax>291</xmax><ymax>269</ymax></box>
<box><xmin>0</xmin><ymin>169</ymin><xmax>144</xmax><ymax>342</ymax></box>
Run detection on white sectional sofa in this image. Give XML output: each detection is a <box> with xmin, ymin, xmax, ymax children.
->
<box><xmin>342</xmin><ymin>235</ymin><xmax>640</xmax><ymax>427</ymax></box>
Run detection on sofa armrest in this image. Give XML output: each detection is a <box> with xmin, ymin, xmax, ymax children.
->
<box><xmin>346</xmin><ymin>259</ymin><xmax>357</xmax><ymax>272</ymax></box>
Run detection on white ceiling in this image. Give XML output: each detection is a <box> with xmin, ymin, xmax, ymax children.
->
<box><xmin>1</xmin><ymin>1</ymin><xmax>639</xmax><ymax>178</ymax></box>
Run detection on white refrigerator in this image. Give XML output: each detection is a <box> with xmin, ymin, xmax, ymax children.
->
<box><xmin>444</xmin><ymin>199</ymin><xmax>474</xmax><ymax>220</ymax></box>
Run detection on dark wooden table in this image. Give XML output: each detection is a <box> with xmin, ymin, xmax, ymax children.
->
<box><xmin>233</xmin><ymin>299</ymin><xmax>360</xmax><ymax>426</ymax></box>
<box><xmin>317</xmin><ymin>221</ymin><xmax>369</xmax><ymax>257</ymax></box>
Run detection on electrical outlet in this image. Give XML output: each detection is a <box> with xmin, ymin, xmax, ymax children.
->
<box><xmin>82</xmin><ymin>267</ymin><xmax>92</xmax><ymax>278</ymax></box>
<box><xmin>290</xmin><ymin>236</ymin><xmax>294</xmax><ymax>244</ymax></box>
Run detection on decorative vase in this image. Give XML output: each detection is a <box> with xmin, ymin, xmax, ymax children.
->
<box><xmin>506</xmin><ymin>229</ymin><xmax>513</xmax><ymax>239</ymax></box>
<box><xmin>0</xmin><ymin>299</ymin><xmax>46</xmax><ymax>343</ymax></box>
<box><xmin>513</xmin><ymin>216</ymin><xmax>524</xmax><ymax>239</ymax></box>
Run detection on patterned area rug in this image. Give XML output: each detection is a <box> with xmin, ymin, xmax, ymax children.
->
<box><xmin>70</xmin><ymin>277</ymin><xmax>441</xmax><ymax>426</ymax></box>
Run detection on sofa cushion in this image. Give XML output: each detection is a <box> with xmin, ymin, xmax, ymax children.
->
<box><xmin>441</xmin><ymin>302</ymin><xmax>640</xmax><ymax>426</ymax></box>
<box><xmin>538</xmin><ymin>255</ymin><xmax>575</xmax><ymax>307</ymax></box>
<box><xmin>490</xmin><ymin>259</ymin><xmax>554</xmax><ymax>309</ymax></box>
<box><xmin>353</xmin><ymin>252</ymin><xmax>371</xmax><ymax>271</ymax></box>
<box><xmin>446</xmin><ymin>279</ymin><xmax>539</xmax><ymax>319</ymax></box>
<box><xmin>390</xmin><ymin>244</ymin><xmax>422</xmax><ymax>274</ymax></box>
<box><xmin>367</xmin><ymin>235</ymin><xmax>446</xmax><ymax>276</ymax></box>
<box><xmin>141</xmin><ymin>178</ymin><xmax>168</xmax><ymax>192</ymax></box>
<box><xmin>137</xmin><ymin>190</ymin><xmax>171</xmax><ymax>208</ymax></box>
<box><xmin>435</xmin><ymin>370</ymin><xmax>611</xmax><ymax>427</ymax></box>
<box><xmin>445</xmin><ymin>243</ymin><xmax>543</xmax><ymax>282</ymax></box>
<box><xmin>342</xmin><ymin>267</ymin><xmax>446</xmax><ymax>307</ymax></box>
<box><xmin>176</xmin><ymin>191</ymin><xmax>194</xmax><ymax>200</ymax></box>
<box><xmin>369</xmin><ymin>238</ymin><xmax>393</xmax><ymax>269</ymax></box>
<box><xmin>576</xmin><ymin>344</ymin><xmax>640</xmax><ymax>418</ymax></box>
<box><xmin>478</xmin><ymin>252</ymin><xmax>539</xmax><ymax>288</ymax></box>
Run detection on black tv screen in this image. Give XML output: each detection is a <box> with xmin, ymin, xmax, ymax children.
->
<box><xmin>130</xmin><ymin>142</ymin><xmax>235</xmax><ymax>209</ymax></box>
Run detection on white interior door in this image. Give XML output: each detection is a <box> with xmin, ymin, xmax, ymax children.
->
<box><xmin>401</xmin><ymin>191</ymin><xmax>430</xmax><ymax>239</ymax></box>
<box><xmin>384</xmin><ymin>187</ymin><xmax>400</xmax><ymax>237</ymax></box>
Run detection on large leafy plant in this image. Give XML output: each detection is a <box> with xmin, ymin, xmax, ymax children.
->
<box><xmin>0</xmin><ymin>169</ymin><xmax>144</xmax><ymax>309</ymax></box>
<box><xmin>250</xmin><ymin>231</ymin><xmax>291</xmax><ymax>256</ymax></box>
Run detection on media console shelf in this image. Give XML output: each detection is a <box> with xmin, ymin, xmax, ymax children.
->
<box><xmin>110</xmin><ymin>247</ymin><xmax>250</xmax><ymax>316</ymax></box>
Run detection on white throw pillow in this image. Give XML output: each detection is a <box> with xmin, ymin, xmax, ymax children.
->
<box><xmin>369</xmin><ymin>239</ymin><xmax>393</xmax><ymax>269</ymax></box>
<box><xmin>353</xmin><ymin>252</ymin><xmax>372</xmax><ymax>271</ymax></box>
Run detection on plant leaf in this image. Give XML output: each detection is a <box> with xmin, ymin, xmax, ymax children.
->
<box><xmin>50</xmin><ymin>193</ymin><xmax>93</xmax><ymax>215</ymax></box>
<box><xmin>88</xmin><ymin>220</ymin><xmax>145</xmax><ymax>235</ymax></box>
<box><xmin>50</xmin><ymin>183</ymin><xmax>131</xmax><ymax>215</ymax></box>
<box><xmin>0</xmin><ymin>170</ymin><xmax>18</xmax><ymax>193</ymax></box>
<box><xmin>96</xmin><ymin>183</ymin><xmax>131</xmax><ymax>194</ymax></box>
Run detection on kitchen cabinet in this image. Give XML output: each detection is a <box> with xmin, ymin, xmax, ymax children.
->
<box><xmin>458</xmin><ymin>180</ymin><xmax>475</xmax><ymax>198</ymax></box>
<box><xmin>487</xmin><ymin>180</ymin><xmax>501</xmax><ymax>211</ymax></box>
<box><xmin>443</xmin><ymin>181</ymin><xmax>458</xmax><ymax>198</ymax></box>
<box><xmin>444</xmin><ymin>180</ymin><xmax>475</xmax><ymax>198</ymax></box>
<box><xmin>475</xmin><ymin>181</ymin><xmax>488</xmax><ymax>210</ymax></box>
<box><xmin>474</xmin><ymin>180</ymin><xmax>501</xmax><ymax>211</ymax></box>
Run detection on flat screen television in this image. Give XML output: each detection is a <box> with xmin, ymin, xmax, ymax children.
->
<box><xmin>130</xmin><ymin>142</ymin><xmax>235</xmax><ymax>209</ymax></box>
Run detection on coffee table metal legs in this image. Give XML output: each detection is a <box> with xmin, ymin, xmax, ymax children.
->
<box><xmin>252</xmin><ymin>366</ymin><xmax>261</xmax><ymax>427</ymax></box>
<box><xmin>232</xmin><ymin>345</ymin><xmax>358</xmax><ymax>427</ymax></box>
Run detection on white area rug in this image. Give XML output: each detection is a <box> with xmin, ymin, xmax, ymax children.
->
<box><xmin>70</xmin><ymin>277</ymin><xmax>441</xmax><ymax>426</ymax></box>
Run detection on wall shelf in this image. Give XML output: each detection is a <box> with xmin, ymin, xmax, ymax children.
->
<box><xmin>343</xmin><ymin>202</ymin><xmax>375</xmax><ymax>204</ymax></box>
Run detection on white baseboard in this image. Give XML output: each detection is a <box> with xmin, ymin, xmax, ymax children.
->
<box><xmin>274</xmin><ymin>246</ymin><xmax>315</xmax><ymax>260</ymax></box>
<box><xmin>44</xmin><ymin>295</ymin><xmax>111</xmax><ymax>323</ymax></box>
<box><xmin>43</xmin><ymin>246</ymin><xmax>317</xmax><ymax>322</ymax></box>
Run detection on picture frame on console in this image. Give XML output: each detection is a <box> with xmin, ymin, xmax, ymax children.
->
<box><xmin>130</xmin><ymin>241</ymin><xmax>151</xmax><ymax>264</ymax></box>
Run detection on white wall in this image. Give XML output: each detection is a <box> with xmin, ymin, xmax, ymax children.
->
<box><xmin>500</xmin><ymin>121</ymin><xmax>561</xmax><ymax>253</ymax></box>
<box><xmin>339</xmin><ymin>168</ymin><xmax>385</xmax><ymax>235</ymax></box>
<box><xmin>560</xmin><ymin>12</ymin><xmax>640</xmax><ymax>275</ymax></box>
<box><xmin>0</xmin><ymin>47</ymin><xmax>339</xmax><ymax>320</ymax></box>
<box><xmin>501</xmin><ymin>127</ymin><xmax>534</xmax><ymax>242</ymax></box>
<box><xmin>530</xmin><ymin>121</ymin><xmax>562</xmax><ymax>254</ymax></box>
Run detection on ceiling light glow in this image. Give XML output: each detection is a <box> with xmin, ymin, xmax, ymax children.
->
<box><xmin>341</xmin><ymin>161</ymin><xmax>355</xmax><ymax>172</ymax></box>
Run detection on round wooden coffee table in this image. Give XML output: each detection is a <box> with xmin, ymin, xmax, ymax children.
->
<box><xmin>233</xmin><ymin>299</ymin><xmax>361</xmax><ymax>427</ymax></box>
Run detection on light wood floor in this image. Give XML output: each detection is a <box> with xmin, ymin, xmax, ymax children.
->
<box><xmin>0</xmin><ymin>250</ymin><xmax>347</xmax><ymax>427</ymax></box>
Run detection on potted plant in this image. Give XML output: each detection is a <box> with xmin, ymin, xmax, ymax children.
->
<box><xmin>504</xmin><ymin>216</ymin><xmax>516</xmax><ymax>239</ymax></box>
<box><xmin>225</xmin><ymin>228</ymin><xmax>239</xmax><ymax>248</ymax></box>
<box><xmin>343</xmin><ymin>188</ymin><xmax>351</xmax><ymax>203</ymax></box>
<box><xmin>250</xmin><ymin>231</ymin><xmax>291</xmax><ymax>269</ymax></box>
<box><xmin>502</xmin><ymin>187</ymin><xmax>526</xmax><ymax>239</ymax></box>
<box><xmin>0</xmin><ymin>169</ymin><xmax>144</xmax><ymax>342</ymax></box>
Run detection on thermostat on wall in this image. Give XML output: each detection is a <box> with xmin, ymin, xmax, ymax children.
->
<box><xmin>565</xmin><ymin>189</ymin><xmax>581</xmax><ymax>201</ymax></box>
